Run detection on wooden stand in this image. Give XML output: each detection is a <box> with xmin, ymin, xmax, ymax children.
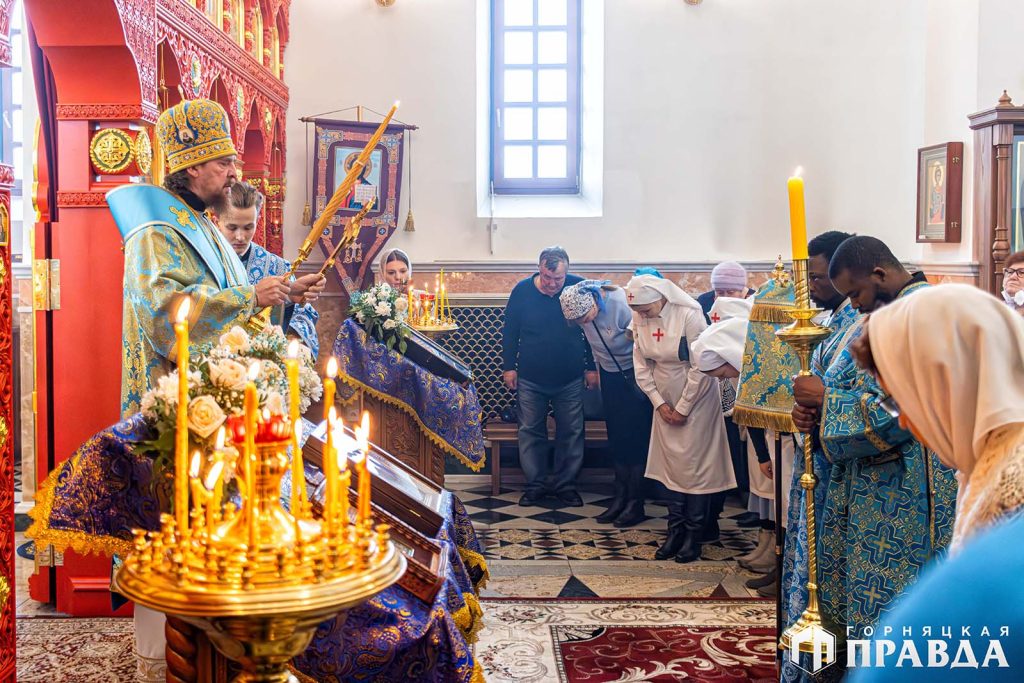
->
<box><xmin>346</xmin><ymin>391</ymin><xmax>447</xmax><ymax>486</ymax></box>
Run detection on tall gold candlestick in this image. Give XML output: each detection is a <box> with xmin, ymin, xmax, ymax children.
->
<box><xmin>286</xmin><ymin>341</ymin><xmax>307</xmax><ymax>516</ymax></box>
<box><xmin>244</xmin><ymin>362</ymin><xmax>260</xmax><ymax>550</ymax></box>
<box><xmin>212</xmin><ymin>427</ymin><xmax>226</xmax><ymax>513</ymax></box>
<box><xmin>174</xmin><ymin>298</ymin><xmax>192</xmax><ymax>535</ymax></box>
<box><xmin>777</xmin><ymin>268</ymin><xmax>834</xmax><ymax>657</ymax></box>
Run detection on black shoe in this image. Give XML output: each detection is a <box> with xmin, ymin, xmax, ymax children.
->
<box><xmin>697</xmin><ymin>518</ymin><xmax>720</xmax><ymax>544</ymax></box>
<box><xmin>655</xmin><ymin>528</ymin><xmax>685</xmax><ymax>560</ymax></box>
<box><xmin>596</xmin><ymin>496</ymin><xmax>627</xmax><ymax>524</ymax></box>
<box><xmin>556</xmin><ymin>489</ymin><xmax>584</xmax><ymax>507</ymax></box>
<box><xmin>745</xmin><ymin>568</ymin><xmax>777</xmax><ymax>590</ymax></box>
<box><xmin>674</xmin><ymin>532</ymin><xmax>701</xmax><ymax>564</ymax></box>
<box><xmin>519</xmin><ymin>491</ymin><xmax>545</xmax><ymax>506</ymax></box>
<box><xmin>612</xmin><ymin>501</ymin><xmax>647</xmax><ymax>528</ymax></box>
<box><xmin>736</xmin><ymin>512</ymin><xmax>761</xmax><ymax>528</ymax></box>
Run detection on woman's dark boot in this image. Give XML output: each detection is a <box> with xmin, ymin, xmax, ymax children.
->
<box><xmin>613</xmin><ymin>467</ymin><xmax>647</xmax><ymax>528</ymax></box>
<box><xmin>596</xmin><ymin>465</ymin><xmax>629</xmax><ymax>523</ymax></box>
<box><xmin>655</xmin><ymin>499</ymin><xmax>686</xmax><ymax>560</ymax></box>
<box><xmin>675</xmin><ymin>494</ymin><xmax>710</xmax><ymax>563</ymax></box>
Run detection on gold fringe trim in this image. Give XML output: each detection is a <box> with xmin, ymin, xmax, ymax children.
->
<box><xmin>452</xmin><ymin>591</ymin><xmax>485</xmax><ymax>645</ymax></box>
<box><xmin>458</xmin><ymin>547</ymin><xmax>490</xmax><ymax>592</ymax></box>
<box><xmin>335</xmin><ymin>370</ymin><xmax>485</xmax><ymax>472</ymax></box>
<box><xmin>471</xmin><ymin>660</ymin><xmax>488</xmax><ymax>683</ymax></box>
<box><xmin>749</xmin><ymin>303</ymin><xmax>796</xmax><ymax>324</ymax></box>
<box><xmin>731</xmin><ymin>406</ymin><xmax>797</xmax><ymax>433</ymax></box>
<box><xmin>26</xmin><ymin>460</ymin><xmax>134</xmax><ymax>559</ymax></box>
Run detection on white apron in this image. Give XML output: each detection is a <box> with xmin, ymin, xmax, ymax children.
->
<box><xmin>748</xmin><ymin>429</ymin><xmax>795</xmax><ymax>511</ymax></box>
<box><xmin>632</xmin><ymin>302</ymin><xmax>736</xmax><ymax>495</ymax></box>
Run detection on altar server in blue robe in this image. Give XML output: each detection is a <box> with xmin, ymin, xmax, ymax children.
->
<box><xmin>786</xmin><ymin>236</ymin><xmax>957</xmax><ymax>678</ymax></box>
<box><xmin>213</xmin><ymin>181</ymin><xmax>322</xmax><ymax>357</ymax></box>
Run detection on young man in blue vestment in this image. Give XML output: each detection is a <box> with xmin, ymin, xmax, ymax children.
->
<box><xmin>785</xmin><ymin>235</ymin><xmax>957</xmax><ymax>680</ymax></box>
<box><xmin>213</xmin><ymin>181</ymin><xmax>321</xmax><ymax>357</ymax></box>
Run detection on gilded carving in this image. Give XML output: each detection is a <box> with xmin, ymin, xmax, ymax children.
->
<box><xmin>89</xmin><ymin>128</ymin><xmax>135</xmax><ymax>174</ymax></box>
<box><xmin>235</xmin><ymin>84</ymin><xmax>246</xmax><ymax>121</ymax></box>
<box><xmin>190</xmin><ymin>56</ymin><xmax>203</xmax><ymax>96</ymax></box>
<box><xmin>134</xmin><ymin>128</ymin><xmax>153</xmax><ymax>175</ymax></box>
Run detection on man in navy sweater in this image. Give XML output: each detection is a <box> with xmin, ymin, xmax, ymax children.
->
<box><xmin>502</xmin><ymin>246</ymin><xmax>598</xmax><ymax>507</ymax></box>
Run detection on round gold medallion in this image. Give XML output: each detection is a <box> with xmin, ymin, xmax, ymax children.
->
<box><xmin>134</xmin><ymin>129</ymin><xmax>153</xmax><ymax>175</ymax></box>
<box><xmin>89</xmin><ymin>128</ymin><xmax>135</xmax><ymax>174</ymax></box>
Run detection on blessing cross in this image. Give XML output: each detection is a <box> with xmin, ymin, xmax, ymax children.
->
<box><xmin>710</xmin><ymin>311</ymin><xmax>721</xmax><ymax>323</ymax></box>
<box><xmin>652</xmin><ymin>328</ymin><xmax>665</xmax><ymax>342</ymax></box>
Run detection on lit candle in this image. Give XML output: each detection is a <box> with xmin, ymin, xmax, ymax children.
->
<box><xmin>174</xmin><ymin>298</ymin><xmax>192</xmax><ymax>535</ymax></box>
<box><xmin>189</xmin><ymin>450</ymin><xmax>205</xmax><ymax>533</ymax></box>
<box><xmin>212</xmin><ymin>427</ymin><xmax>226</xmax><ymax>513</ymax></box>
<box><xmin>204</xmin><ymin>460</ymin><xmax>225</xmax><ymax>530</ymax></box>
<box><xmin>433</xmin><ymin>276</ymin><xmax>439</xmax><ymax>322</ymax></box>
<box><xmin>324</xmin><ymin>357</ymin><xmax>337</xmax><ymax>418</ymax></box>
<box><xmin>244</xmin><ymin>361</ymin><xmax>260</xmax><ymax>550</ymax></box>
<box><xmin>325</xmin><ymin>406</ymin><xmax>339</xmax><ymax>537</ymax></box>
<box><xmin>407</xmin><ymin>285</ymin><xmax>413</xmax><ymax>322</ymax></box>
<box><xmin>285</xmin><ymin>340</ymin><xmax>307</xmax><ymax>517</ymax></box>
<box><xmin>788</xmin><ymin>168</ymin><xmax>809</xmax><ymax>261</ymax></box>
<box><xmin>333</xmin><ymin>421</ymin><xmax>350</xmax><ymax>535</ymax></box>
<box><xmin>356</xmin><ymin>411</ymin><xmax>372</xmax><ymax>525</ymax></box>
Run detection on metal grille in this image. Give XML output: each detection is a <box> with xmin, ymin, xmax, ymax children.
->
<box><xmin>436</xmin><ymin>302</ymin><xmax>512</xmax><ymax>423</ymax></box>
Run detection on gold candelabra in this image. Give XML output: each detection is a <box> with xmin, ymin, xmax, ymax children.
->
<box><xmin>407</xmin><ymin>268</ymin><xmax>458</xmax><ymax>333</ymax></box>
<box><xmin>776</xmin><ymin>258</ymin><xmax>834</xmax><ymax>655</ymax></box>
<box><xmin>114</xmin><ymin>348</ymin><xmax>404</xmax><ymax>682</ymax></box>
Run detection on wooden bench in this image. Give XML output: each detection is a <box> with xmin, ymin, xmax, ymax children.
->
<box><xmin>482</xmin><ymin>418</ymin><xmax>609</xmax><ymax>495</ymax></box>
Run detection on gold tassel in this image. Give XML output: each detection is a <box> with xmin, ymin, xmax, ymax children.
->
<box><xmin>301</xmin><ymin>202</ymin><xmax>312</xmax><ymax>226</ymax></box>
<box><xmin>404</xmin><ymin>209</ymin><xmax>415</xmax><ymax>232</ymax></box>
<box><xmin>749</xmin><ymin>303</ymin><xmax>797</xmax><ymax>324</ymax></box>
<box><xmin>732</xmin><ymin>405</ymin><xmax>798</xmax><ymax>433</ymax></box>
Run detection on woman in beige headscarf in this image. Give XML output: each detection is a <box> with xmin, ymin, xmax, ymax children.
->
<box><xmin>859</xmin><ymin>284</ymin><xmax>1024</xmax><ymax>551</ymax></box>
<box><xmin>378</xmin><ymin>248</ymin><xmax>413</xmax><ymax>289</ymax></box>
<box><xmin>626</xmin><ymin>274</ymin><xmax>735</xmax><ymax>563</ymax></box>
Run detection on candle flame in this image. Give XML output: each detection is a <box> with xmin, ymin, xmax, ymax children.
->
<box><xmin>189</xmin><ymin>450</ymin><xmax>202</xmax><ymax>479</ymax></box>
<box><xmin>328</xmin><ymin>405</ymin><xmax>338</xmax><ymax>425</ymax></box>
<box><xmin>793</xmin><ymin>166</ymin><xmax>804</xmax><ymax>178</ymax></box>
<box><xmin>360</xmin><ymin>410</ymin><xmax>370</xmax><ymax>434</ymax></box>
<box><xmin>204</xmin><ymin>461</ymin><xmax>225</xmax><ymax>491</ymax></box>
<box><xmin>248</xmin><ymin>361</ymin><xmax>261</xmax><ymax>381</ymax></box>
<box><xmin>326</xmin><ymin>356</ymin><xmax>339</xmax><ymax>379</ymax></box>
<box><xmin>214</xmin><ymin>426</ymin><xmax>225</xmax><ymax>451</ymax></box>
<box><xmin>175</xmin><ymin>297</ymin><xmax>192</xmax><ymax>323</ymax></box>
<box><xmin>262</xmin><ymin>408</ymin><xmax>271</xmax><ymax>422</ymax></box>
<box><xmin>287</xmin><ymin>339</ymin><xmax>300</xmax><ymax>358</ymax></box>
<box><xmin>393</xmin><ymin>100</ymin><xmax>401</xmax><ymax>109</ymax></box>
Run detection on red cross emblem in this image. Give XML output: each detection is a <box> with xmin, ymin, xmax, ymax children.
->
<box><xmin>710</xmin><ymin>311</ymin><xmax>721</xmax><ymax>323</ymax></box>
<box><xmin>652</xmin><ymin>328</ymin><xmax>665</xmax><ymax>342</ymax></box>
<box><xmin>627</xmin><ymin>291</ymin><xmax>635</xmax><ymax>302</ymax></box>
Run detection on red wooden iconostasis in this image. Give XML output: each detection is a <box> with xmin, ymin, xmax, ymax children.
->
<box><xmin>22</xmin><ymin>0</ymin><xmax>290</xmax><ymax>619</ymax></box>
<box><xmin>0</xmin><ymin>0</ymin><xmax>16</xmax><ymax>675</ymax></box>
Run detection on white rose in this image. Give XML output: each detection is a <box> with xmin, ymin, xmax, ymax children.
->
<box><xmin>356</xmin><ymin>311</ymin><xmax>366</xmax><ymax>323</ymax></box>
<box><xmin>265</xmin><ymin>391</ymin><xmax>286</xmax><ymax>415</ymax></box>
<box><xmin>379</xmin><ymin>283</ymin><xmax>392</xmax><ymax>295</ymax></box>
<box><xmin>209</xmin><ymin>359</ymin><xmax>248</xmax><ymax>391</ymax></box>
<box><xmin>395</xmin><ymin>297</ymin><xmax>409</xmax><ymax>314</ymax></box>
<box><xmin>375</xmin><ymin>301</ymin><xmax>392</xmax><ymax>317</ymax></box>
<box><xmin>364</xmin><ymin>293</ymin><xmax>377</xmax><ymax>307</ymax></box>
<box><xmin>219</xmin><ymin>326</ymin><xmax>251</xmax><ymax>354</ymax></box>
<box><xmin>187</xmin><ymin>395</ymin><xmax>227</xmax><ymax>439</ymax></box>
<box><xmin>383</xmin><ymin>318</ymin><xmax>397</xmax><ymax>330</ymax></box>
<box><xmin>156</xmin><ymin>374</ymin><xmax>179</xmax><ymax>406</ymax></box>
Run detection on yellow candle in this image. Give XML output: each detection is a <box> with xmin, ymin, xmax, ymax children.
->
<box><xmin>189</xmin><ymin>450</ymin><xmax>205</xmax><ymax>533</ymax></box>
<box><xmin>325</xmin><ymin>407</ymin><xmax>339</xmax><ymax>537</ymax></box>
<box><xmin>174</xmin><ymin>298</ymin><xmax>192</xmax><ymax>535</ymax></box>
<box><xmin>407</xmin><ymin>285</ymin><xmax>413</xmax><ymax>322</ymax></box>
<box><xmin>357</xmin><ymin>411</ymin><xmax>372</xmax><ymax>524</ymax></box>
<box><xmin>244</xmin><ymin>362</ymin><xmax>260</xmax><ymax>550</ymax></box>
<box><xmin>286</xmin><ymin>341</ymin><xmax>307</xmax><ymax>516</ymax></box>
<box><xmin>788</xmin><ymin>170</ymin><xmax>809</xmax><ymax>261</ymax></box>
<box><xmin>212</xmin><ymin>427</ymin><xmax>226</xmax><ymax>513</ymax></box>
<box><xmin>324</xmin><ymin>357</ymin><xmax>338</xmax><ymax>415</ymax></box>
<box><xmin>204</xmin><ymin>460</ymin><xmax>225</xmax><ymax>530</ymax></box>
<box><xmin>333</xmin><ymin>421</ymin><xmax>350</xmax><ymax>535</ymax></box>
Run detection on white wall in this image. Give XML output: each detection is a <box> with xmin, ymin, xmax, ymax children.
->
<box><xmin>284</xmin><ymin>0</ymin><xmax>990</xmax><ymax>266</ymax></box>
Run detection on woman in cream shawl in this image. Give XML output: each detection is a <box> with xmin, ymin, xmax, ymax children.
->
<box><xmin>858</xmin><ymin>284</ymin><xmax>1024</xmax><ymax>551</ymax></box>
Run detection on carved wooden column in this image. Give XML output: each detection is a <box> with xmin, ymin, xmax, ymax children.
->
<box><xmin>968</xmin><ymin>91</ymin><xmax>1024</xmax><ymax>293</ymax></box>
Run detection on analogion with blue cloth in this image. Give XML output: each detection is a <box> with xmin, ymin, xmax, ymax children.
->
<box><xmin>332</xmin><ymin>318</ymin><xmax>486</xmax><ymax>471</ymax></box>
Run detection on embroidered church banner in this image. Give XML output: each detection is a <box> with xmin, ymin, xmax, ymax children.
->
<box><xmin>311</xmin><ymin>118</ymin><xmax>407</xmax><ymax>294</ymax></box>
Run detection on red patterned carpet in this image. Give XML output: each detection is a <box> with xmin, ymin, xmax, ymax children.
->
<box><xmin>554</xmin><ymin>624</ymin><xmax>777</xmax><ymax>682</ymax></box>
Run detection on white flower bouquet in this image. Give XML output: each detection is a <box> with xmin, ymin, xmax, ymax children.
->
<box><xmin>349</xmin><ymin>282</ymin><xmax>411</xmax><ymax>354</ymax></box>
<box><xmin>139</xmin><ymin>325</ymin><xmax>323</xmax><ymax>475</ymax></box>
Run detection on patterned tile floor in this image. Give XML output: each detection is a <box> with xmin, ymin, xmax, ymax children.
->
<box><xmin>453</xmin><ymin>482</ymin><xmax>772</xmax><ymax>599</ymax></box>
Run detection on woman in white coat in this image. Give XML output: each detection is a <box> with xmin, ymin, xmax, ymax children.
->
<box><xmin>627</xmin><ymin>275</ymin><xmax>735</xmax><ymax>563</ymax></box>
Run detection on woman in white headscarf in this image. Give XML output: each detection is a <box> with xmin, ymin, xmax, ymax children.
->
<box><xmin>858</xmin><ymin>284</ymin><xmax>1024</xmax><ymax>552</ymax></box>
<box><xmin>626</xmin><ymin>274</ymin><xmax>735</xmax><ymax>563</ymax></box>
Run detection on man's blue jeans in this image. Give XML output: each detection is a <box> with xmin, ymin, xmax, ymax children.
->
<box><xmin>516</xmin><ymin>377</ymin><xmax>585</xmax><ymax>495</ymax></box>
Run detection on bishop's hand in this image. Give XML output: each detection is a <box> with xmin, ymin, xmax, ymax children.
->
<box><xmin>792</xmin><ymin>374</ymin><xmax>826</xmax><ymax>409</ymax></box>
<box><xmin>255</xmin><ymin>275</ymin><xmax>290</xmax><ymax>307</ymax></box>
<box><xmin>792</xmin><ymin>404</ymin><xmax>820</xmax><ymax>433</ymax></box>
<box><xmin>289</xmin><ymin>273</ymin><xmax>327</xmax><ymax>304</ymax></box>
